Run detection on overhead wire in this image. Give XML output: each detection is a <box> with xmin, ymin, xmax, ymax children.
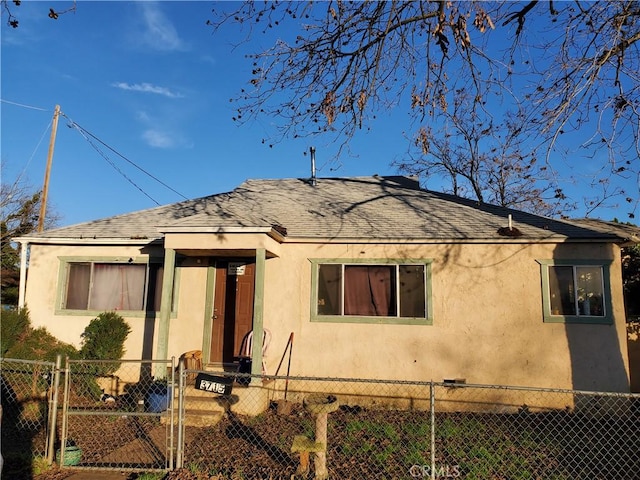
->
<box><xmin>3</xmin><ymin>99</ymin><xmax>189</xmax><ymax>204</ymax></box>
<box><xmin>1</xmin><ymin>99</ymin><xmax>53</xmax><ymax>184</ymax></box>
<box><xmin>0</xmin><ymin>98</ymin><xmax>49</xmax><ymax>111</ymax></box>
<box><xmin>60</xmin><ymin>111</ymin><xmax>188</xmax><ymax>203</ymax></box>
<box><xmin>15</xmin><ymin>118</ymin><xmax>53</xmax><ymax>186</ymax></box>
<box><xmin>64</xmin><ymin>118</ymin><xmax>162</xmax><ymax>206</ymax></box>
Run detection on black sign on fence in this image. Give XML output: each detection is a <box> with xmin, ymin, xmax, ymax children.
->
<box><xmin>194</xmin><ymin>373</ymin><xmax>233</xmax><ymax>395</ymax></box>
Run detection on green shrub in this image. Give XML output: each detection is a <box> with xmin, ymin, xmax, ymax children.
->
<box><xmin>79</xmin><ymin>312</ymin><xmax>131</xmax><ymax>399</ymax></box>
<box><xmin>2</xmin><ymin>308</ymin><xmax>78</xmax><ymax>361</ymax></box>
<box><xmin>1</xmin><ymin>307</ymin><xmax>30</xmax><ymax>355</ymax></box>
<box><xmin>1</xmin><ymin>285</ymin><xmax>19</xmax><ymax>306</ymax></box>
<box><xmin>6</xmin><ymin>326</ymin><xmax>78</xmax><ymax>362</ymax></box>
<box><xmin>80</xmin><ymin>311</ymin><xmax>131</xmax><ymax>369</ymax></box>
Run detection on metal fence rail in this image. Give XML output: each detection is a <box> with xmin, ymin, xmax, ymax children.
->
<box><xmin>0</xmin><ymin>357</ymin><xmax>60</xmax><ymax>475</ymax></box>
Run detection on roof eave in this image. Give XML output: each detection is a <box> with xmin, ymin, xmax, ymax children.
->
<box><xmin>14</xmin><ymin>237</ymin><xmax>162</xmax><ymax>246</ymax></box>
<box><xmin>278</xmin><ymin>236</ymin><xmax>621</xmax><ymax>244</ymax></box>
<box><xmin>159</xmin><ymin>225</ymin><xmax>287</xmax><ymax>243</ymax></box>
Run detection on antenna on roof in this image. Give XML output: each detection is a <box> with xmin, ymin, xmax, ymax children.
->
<box><xmin>310</xmin><ymin>146</ymin><xmax>317</xmax><ymax>186</ymax></box>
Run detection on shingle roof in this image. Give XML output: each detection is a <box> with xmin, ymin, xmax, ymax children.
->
<box><xmin>567</xmin><ymin>219</ymin><xmax>639</xmax><ymax>244</ymax></box>
<box><xmin>23</xmin><ymin>176</ymin><xmax>622</xmax><ymax>243</ymax></box>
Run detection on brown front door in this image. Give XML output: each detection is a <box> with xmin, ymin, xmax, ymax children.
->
<box><xmin>210</xmin><ymin>260</ymin><xmax>255</xmax><ymax>364</ymax></box>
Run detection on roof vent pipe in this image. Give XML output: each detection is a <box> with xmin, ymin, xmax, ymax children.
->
<box><xmin>310</xmin><ymin>146</ymin><xmax>317</xmax><ymax>186</ymax></box>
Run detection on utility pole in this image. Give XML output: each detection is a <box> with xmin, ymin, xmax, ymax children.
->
<box><xmin>38</xmin><ymin>104</ymin><xmax>60</xmax><ymax>232</ymax></box>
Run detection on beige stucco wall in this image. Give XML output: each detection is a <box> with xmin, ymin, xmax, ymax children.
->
<box><xmin>23</xmin><ymin>238</ymin><xmax>630</xmax><ymax>395</ymax></box>
<box><xmin>24</xmin><ymin>244</ymin><xmax>209</xmax><ymax>372</ymax></box>
<box><xmin>261</xmin><ymin>241</ymin><xmax>629</xmax><ymax>394</ymax></box>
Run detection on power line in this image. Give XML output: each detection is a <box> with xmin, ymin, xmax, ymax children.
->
<box><xmin>1</xmin><ymin>99</ymin><xmax>54</xmax><ymax>191</ymax></box>
<box><xmin>3</xmin><ymin>101</ymin><xmax>189</xmax><ymax>205</ymax></box>
<box><xmin>60</xmin><ymin>111</ymin><xmax>189</xmax><ymax>202</ymax></box>
<box><xmin>64</xmin><ymin>117</ymin><xmax>162</xmax><ymax>206</ymax></box>
<box><xmin>15</xmin><ymin>118</ymin><xmax>53</xmax><ymax>186</ymax></box>
<box><xmin>0</xmin><ymin>98</ymin><xmax>49</xmax><ymax>111</ymax></box>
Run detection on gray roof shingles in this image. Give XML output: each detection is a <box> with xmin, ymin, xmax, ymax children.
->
<box><xmin>24</xmin><ymin>176</ymin><xmax>621</xmax><ymax>243</ymax></box>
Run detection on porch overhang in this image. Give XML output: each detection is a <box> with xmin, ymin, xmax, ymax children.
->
<box><xmin>160</xmin><ymin>226</ymin><xmax>283</xmax><ymax>258</ymax></box>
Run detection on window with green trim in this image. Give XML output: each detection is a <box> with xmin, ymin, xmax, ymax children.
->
<box><xmin>61</xmin><ymin>261</ymin><xmax>164</xmax><ymax>312</ymax></box>
<box><xmin>538</xmin><ymin>260</ymin><xmax>613</xmax><ymax>324</ymax></box>
<box><xmin>312</xmin><ymin>260</ymin><xmax>432</xmax><ymax>324</ymax></box>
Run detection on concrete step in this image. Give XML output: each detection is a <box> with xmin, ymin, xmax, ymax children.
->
<box><xmin>178</xmin><ymin>408</ymin><xmax>225</xmax><ymax>427</ymax></box>
<box><xmin>171</xmin><ymin>380</ymin><xmax>272</xmax><ymax>418</ymax></box>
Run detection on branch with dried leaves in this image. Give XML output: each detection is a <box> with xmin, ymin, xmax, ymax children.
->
<box><xmin>210</xmin><ymin>1</ymin><xmax>639</xmax><ymax>217</ymax></box>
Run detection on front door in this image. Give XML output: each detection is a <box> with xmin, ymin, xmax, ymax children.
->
<box><xmin>210</xmin><ymin>260</ymin><xmax>255</xmax><ymax>364</ymax></box>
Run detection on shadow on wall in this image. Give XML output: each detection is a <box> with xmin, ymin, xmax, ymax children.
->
<box><xmin>565</xmin><ymin>323</ymin><xmax>629</xmax><ymax>393</ymax></box>
<box><xmin>627</xmin><ymin>322</ymin><xmax>640</xmax><ymax>393</ymax></box>
<box><xmin>565</xmin><ymin>322</ymin><xmax>630</xmax><ymax>418</ymax></box>
<box><xmin>549</xmin><ymin>245</ymin><xmax>630</xmax><ymax>399</ymax></box>
<box><xmin>140</xmin><ymin>311</ymin><xmax>156</xmax><ymax>381</ymax></box>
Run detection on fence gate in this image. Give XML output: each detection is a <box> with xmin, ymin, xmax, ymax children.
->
<box><xmin>59</xmin><ymin>358</ymin><xmax>176</xmax><ymax>473</ymax></box>
<box><xmin>0</xmin><ymin>357</ymin><xmax>59</xmax><ymax>474</ymax></box>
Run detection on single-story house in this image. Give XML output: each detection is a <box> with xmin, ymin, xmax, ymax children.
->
<box><xmin>15</xmin><ymin>175</ymin><xmax>631</xmax><ymax>397</ymax></box>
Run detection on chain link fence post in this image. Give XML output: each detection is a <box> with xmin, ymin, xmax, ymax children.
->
<box><xmin>430</xmin><ymin>380</ymin><xmax>435</xmax><ymax>480</ymax></box>
<box><xmin>45</xmin><ymin>354</ymin><xmax>62</xmax><ymax>464</ymax></box>
<box><xmin>168</xmin><ymin>356</ymin><xmax>176</xmax><ymax>471</ymax></box>
<box><xmin>176</xmin><ymin>357</ymin><xmax>185</xmax><ymax>469</ymax></box>
<box><xmin>59</xmin><ymin>356</ymin><xmax>71</xmax><ymax>467</ymax></box>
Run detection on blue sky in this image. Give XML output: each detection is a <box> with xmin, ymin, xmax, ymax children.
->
<box><xmin>1</xmin><ymin>1</ymin><xmax>636</xmax><ymax>227</ymax></box>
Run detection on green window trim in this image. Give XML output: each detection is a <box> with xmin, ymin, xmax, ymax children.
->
<box><xmin>537</xmin><ymin>259</ymin><xmax>613</xmax><ymax>325</ymax></box>
<box><xmin>310</xmin><ymin>258</ymin><xmax>433</xmax><ymax>325</ymax></box>
<box><xmin>55</xmin><ymin>256</ymin><xmax>179</xmax><ymax>317</ymax></box>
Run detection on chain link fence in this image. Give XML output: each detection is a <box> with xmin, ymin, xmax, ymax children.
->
<box><xmin>59</xmin><ymin>358</ymin><xmax>176</xmax><ymax>473</ymax></box>
<box><xmin>177</xmin><ymin>368</ymin><xmax>640</xmax><ymax>480</ymax></box>
<box><xmin>0</xmin><ymin>357</ymin><xmax>60</xmax><ymax>477</ymax></box>
<box><xmin>2</xmin><ymin>357</ymin><xmax>639</xmax><ymax>478</ymax></box>
<box><xmin>431</xmin><ymin>384</ymin><xmax>639</xmax><ymax>480</ymax></box>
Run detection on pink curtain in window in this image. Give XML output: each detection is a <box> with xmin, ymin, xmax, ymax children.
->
<box><xmin>344</xmin><ymin>266</ymin><xmax>393</xmax><ymax>316</ymax></box>
<box><xmin>66</xmin><ymin>263</ymin><xmax>91</xmax><ymax>309</ymax></box>
<box><xmin>89</xmin><ymin>264</ymin><xmax>145</xmax><ymax>310</ymax></box>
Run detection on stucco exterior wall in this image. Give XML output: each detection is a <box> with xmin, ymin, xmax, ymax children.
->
<box><xmin>261</xmin><ymin>241</ymin><xmax>629</xmax><ymax>393</ymax></box>
<box><xmin>23</xmin><ymin>238</ymin><xmax>630</xmax><ymax>395</ymax></box>
<box><xmin>23</xmin><ymin>244</ymin><xmax>209</xmax><ymax>368</ymax></box>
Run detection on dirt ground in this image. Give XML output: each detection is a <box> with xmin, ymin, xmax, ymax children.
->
<box><xmin>27</xmin><ymin>403</ymin><xmax>415</xmax><ymax>480</ymax></box>
<box><xmin>21</xmin><ymin>400</ymin><xmax>640</xmax><ymax>480</ymax></box>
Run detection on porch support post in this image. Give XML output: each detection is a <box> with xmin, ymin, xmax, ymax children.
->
<box><xmin>155</xmin><ymin>247</ymin><xmax>176</xmax><ymax>378</ymax></box>
<box><xmin>250</xmin><ymin>248</ymin><xmax>266</xmax><ymax>383</ymax></box>
<box><xmin>18</xmin><ymin>240</ymin><xmax>29</xmax><ymax>308</ymax></box>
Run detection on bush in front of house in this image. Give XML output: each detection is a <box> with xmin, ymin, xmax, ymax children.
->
<box><xmin>79</xmin><ymin>311</ymin><xmax>131</xmax><ymax>368</ymax></box>
<box><xmin>2</xmin><ymin>307</ymin><xmax>78</xmax><ymax>361</ymax></box>
<box><xmin>0</xmin><ymin>307</ymin><xmax>30</xmax><ymax>356</ymax></box>
<box><xmin>6</xmin><ymin>326</ymin><xmax>79</xmax><ymax>362</ymax></box>
<box><xmin>79</xmin><ymin>311</ymin><xmax>131</xmax><ymax>399</ymax></box>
